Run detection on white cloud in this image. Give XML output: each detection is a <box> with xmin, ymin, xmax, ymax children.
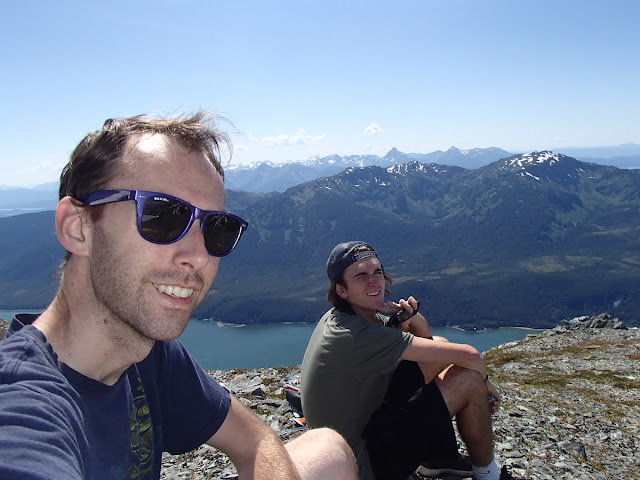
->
<box><xmin>23</xmin><ymin>159</ymin><xmax>66</xmax><ymax>180</ymax></box>
<box><xmin>0</xmin><ymin>157</ymin><xmax>65</xmax><ymax>186</ymax></box>
<box><xmin>262</xmin><ymin>129</ymin><xmax>326</xmax><ymax>147</ymax></box>
<box><xmin>363</xmin><ymin>123</ymin><xmax>383</xmax><ymax>136</ymax></box>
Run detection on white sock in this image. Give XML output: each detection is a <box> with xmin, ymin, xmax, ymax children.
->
<box><xmin>472</xmin><ymin>457</ymin><xmax>500</xmax><ymax>480</ymax></box>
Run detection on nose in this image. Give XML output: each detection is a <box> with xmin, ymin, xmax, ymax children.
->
<box><xmin>173</xmin><ymin>219</ymin><xmax>211</xmax><ymax>270</ymax></box>
<box><xmin>366</xmin><ymin>273</ymin><xmax>383</xmax><ymax>284</ymax></box>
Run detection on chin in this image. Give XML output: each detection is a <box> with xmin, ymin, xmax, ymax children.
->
<box><xmin>370</xmin><ymin>299</ymin><xmax>384</xmax><ymax>308</ymax></box>
<box><xmin>144</xmin><ymin>316</ymin><xmax>191</xmax><ymax>343</ymax></box>
<box><xmin>149</xmin><ymin>327</ymin><xmax>187</xmax><ymax>343</ymax></box>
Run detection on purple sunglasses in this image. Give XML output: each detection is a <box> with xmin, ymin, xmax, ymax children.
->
<box><xmin>81</xmin><ymin>190</ymin><xmax>248</xmax><ymax>257</ymax></box>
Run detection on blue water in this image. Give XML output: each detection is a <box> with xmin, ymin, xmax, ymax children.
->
<box><xmin>0</xmin><ymin>310</ymin><xmax>42</xmax><ymax>320</ymax></box>
<box><xmin>0</xmin><ymin>310</ymin><xmax>540</xmax><ymax>370</ymax></box>
<box><xmin>180</xmin><ymin>321</ymin><xmax>539</xmax><ymax>370</ymax></box>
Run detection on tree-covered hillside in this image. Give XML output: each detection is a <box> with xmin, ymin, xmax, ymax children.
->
<box><xmin>1</xmin><ymin>152</ymin><xmax>639</xmax><ymax>329</ymax></box>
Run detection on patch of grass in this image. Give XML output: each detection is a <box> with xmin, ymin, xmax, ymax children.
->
<box><xmin>484</xmin><ymin>350</ymin><xmax>529</xmax><ymax>369</ymax></box>
<box><xmin>272</xmin><ymin>391</ymin><xmax>286</xmax><ymax>400</ymax></box>
<box><xmin>603</xmin><ymin>406</ymin><xmax>626</xmax><ymax>417</ymax></box>
<box><xmin>610</xmin><ymin>374</ymin><xmax>640</xmax><ymax>390</ymax></box>
<box><xmin>253</xmin><ymin>406</ymin><xmax>273</xmax><ymax>415</ymax></box>
<box><xmin>507</xmin><ymin>367</ymin><xmax>640</xmax><ymax>408</ymax></box>
<box><xmin>487</xmin><ymin>337</ymin><xmax>638</xmax><ymax>367</ymax></box>
<box><xmin>261</xmin><ymin>377</ymin><xmax>278</xmax><ymax>386</ymax></box>
<box><xmin>518</xmin><ymin>370</ymin><xmax>570</xmax><ymax>388</ymax></box>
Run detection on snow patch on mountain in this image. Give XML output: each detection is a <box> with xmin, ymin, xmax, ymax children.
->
<box><xmin>504</xmin><ymin>151</ymin><xmax>560</xmax><ymax>169</ymax></box>
<box><xmin>498</xmin><ymin>151</ymin><xmax>590</xmax><ymax>184</ymax></box>
<box><xmin>386</xmin><ymin>162</ymin><xmax>451</xmax><ymax>175</ymax></box>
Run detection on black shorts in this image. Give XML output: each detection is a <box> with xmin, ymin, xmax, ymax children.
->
<box><xmin>362</xmin><ymin>361</ymin><xmax>459</xmax><ymax>480</ymax></box>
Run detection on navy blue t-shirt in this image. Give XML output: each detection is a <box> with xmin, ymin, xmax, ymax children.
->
<box><xmin>0</xmin><ymin>315</ymin><xmax>231</xmax><ymax>479</ymax></box>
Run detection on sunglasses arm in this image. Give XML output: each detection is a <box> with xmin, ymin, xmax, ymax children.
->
<box><xmin>81</xmin><ymin>189</ymin><xmax>134</xmax><ymax>206</ymax></box>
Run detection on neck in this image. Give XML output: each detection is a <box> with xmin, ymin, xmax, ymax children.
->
<box><xmin>34</xmin><ymin>272</ymin><xmax>154</xmax><ymax>386</ymax></box>
<box><xmin>352</xmin><ymin>305</ymin><xmax>378</xmax><ymax>322</ymax></box>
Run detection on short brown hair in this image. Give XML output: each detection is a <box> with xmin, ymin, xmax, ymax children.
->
<box><xmin>58</xmin><ymin>111</ymin><xmax>231</xmax><ymax>262</ymax></box>
<box><xmin>59</xmin><ymin>111</ymin><xmax>230</xmax><ymax>203</ymax></box>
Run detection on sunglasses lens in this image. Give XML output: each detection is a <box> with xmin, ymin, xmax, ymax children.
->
<box><xmin>140</xmin><ymin>196</ymin><xmax>192</xmax><ymax>243</ymax></box>
<box><xmin>203</xmin><ymin>214</ymin><xmax>245</xmax><ymax>256</ymax></box>
<box><xmin>137</xmin><ymin>192</ymin><xmax>245</xmax><ymax>256</ymax></box>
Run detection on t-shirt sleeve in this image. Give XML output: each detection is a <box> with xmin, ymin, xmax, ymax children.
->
<box><xmin>351</xmin><ymin>319</ymin><xmax>413</xmax><ymax>379</ymax></box>
<box><xmin>145</xmin><ymin>340</ymin><xmax>231</xmax><ymax>455</ymax></box>
<box><xmin>0</xmin><ymin>337</ymin><xmax>89</xmax><ymax>479</ymax></box>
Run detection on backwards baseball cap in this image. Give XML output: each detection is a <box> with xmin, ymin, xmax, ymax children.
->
<box><xmin>326</xmin><ymin>241</ymin><xmax>379</xmax><ymax>282</ymax></box>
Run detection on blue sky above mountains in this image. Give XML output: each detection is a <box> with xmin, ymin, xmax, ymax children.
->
<box><xmin>1</xmin><ymin>0</ymin><xmax>639</xmax><ymax>186</ymax></box>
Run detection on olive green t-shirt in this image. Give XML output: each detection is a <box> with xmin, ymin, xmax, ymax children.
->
<box><xmin>301</xmin><ymin>308</ymin><xmax>413</xmax><ymax>480</ymax></box>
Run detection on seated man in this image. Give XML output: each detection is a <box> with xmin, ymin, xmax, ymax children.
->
<box><xmin>301</xmin><ymin>241</ymin><xmax>516</xmax><ymax>480</ymax></box>
<box><xmin>0</xmin><ymin>113</ymin><xmax>357</xmax><ymax>480</ymax></box>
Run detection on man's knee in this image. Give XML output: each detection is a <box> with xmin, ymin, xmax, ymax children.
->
<box><xmin>286</xmin><ymin>428</ymin><xmax>358</xmax><ymax>478</ymax></box>
<box><xmin>300</xmin><ymin>427</ymin><xmax>353</xmax><ymax>458</ymax></box>
<box><xmin>443</xmin><ymin>365</ymin><xmax>485</xmax><ymax>390</ymax></box>
<box><xmin>439</xmin><ymin>365</ymin><xmax>487</xmax><ymax>413</ymax></box>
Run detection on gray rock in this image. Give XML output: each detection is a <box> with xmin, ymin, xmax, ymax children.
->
<box><xmin>226</xmin><ymin>373</ymin><xmax>266</xmax><ymax>397</ymax></box>
<box><xmin>161</xmin><ymin>321</ymin><xmax>640</xmax><ymax>479</ymax></box>
<box><xmin>558</xmin><ymin>439</ymin><xmax>587</xmax><ymax>459</ymax></box>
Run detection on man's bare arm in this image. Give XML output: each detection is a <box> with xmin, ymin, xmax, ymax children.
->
<box><xmin>403</xmin><ymin>312</ymin><xmax>434</xmax><ymax>338</ymax></box>
<box><xmin>207</xmin><ymin>396</ymin><xmax>301</xmax><ymax>480</ymax></box>
<box><xmin>401</xmin><ymin>337</ymin><xmax>487</xmax><ymax>380</ymax></box>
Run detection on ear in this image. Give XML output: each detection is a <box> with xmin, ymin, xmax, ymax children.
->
<box><xmin>335</xmin><ymin>283</ymin><xmax>348</xmax><ymax>300</ymax></box>
<box><xmin>56</xmin><ymin>196</ymin><xmax>91</xmax><ymax>257</ymax></box>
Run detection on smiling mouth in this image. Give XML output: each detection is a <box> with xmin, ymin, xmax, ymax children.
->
<box><xmin>368</xmin><ymin>291</ymin><xmax>381</xmax><ymax>297</ymax></box>
<box><xmin>154</xmin><ymin>284</ymin><xmax>194</xmax><ymax>299</ymax></box>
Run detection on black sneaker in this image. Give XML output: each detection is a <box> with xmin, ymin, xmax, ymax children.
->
<box><xmin>416</xmin><ymin>454</ymin><xmax>473</xmax><ymax>478</ymax></box>
<box><xmin>498</xmin><ymin>465</ymin><xmax>518</xmax><ymax>480</ymax></box>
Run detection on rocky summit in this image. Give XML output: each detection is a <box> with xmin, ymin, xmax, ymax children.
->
<box><xmin>2</xmin><ymin>316</ymin><xmax>638</xmax><ymax>478</ymax></box>
<box><xmin>160</xmin><ymin>313</ymin><xmax>640</xmax><ymax>479</ymax></box>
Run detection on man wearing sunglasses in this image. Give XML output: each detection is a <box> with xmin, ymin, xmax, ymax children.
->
<box><xmin>301</xmin><ymin>241</ymin><xmax>518</xmax><ymax>480</ymax></box>
<box><xmin>0</xmin><ymin>113</ymin><xmax>357</xmax><ymax>480</ymax></box>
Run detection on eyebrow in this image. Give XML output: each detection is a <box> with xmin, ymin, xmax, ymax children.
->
<box><xmin>353</xmin><ymin>267</ymin><xmax>384</xmax><ymax>278</ymax></box>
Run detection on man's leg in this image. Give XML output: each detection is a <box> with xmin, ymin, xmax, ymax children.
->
<box><xmin>285</xmin><ymin>428</ymin><xmax>358</xmax><ymax>480</ymax></box>
<box><xmin>436</xmin><ymin>365</ymin><xmax>494</xmax><ymax>467</ymax></box>
<box><xmin>366</xmin><ymin>362</ymin><xmax>466</xmax><ymax>479</ymax></box>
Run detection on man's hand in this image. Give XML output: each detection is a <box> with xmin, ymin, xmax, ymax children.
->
<box><xmin>379</xmin><ymin>296</ymin><xmax>435</xmax><ymax>338</ymax></box>
<box><xmin>486</xmin><ymin>379</ymin><xmax>501</xmax><ymax>415</ymax></box>
<box><xmin>379</xmin><ymin>296</ymin><xmax>419</xmax><ymax>317</ymax></box>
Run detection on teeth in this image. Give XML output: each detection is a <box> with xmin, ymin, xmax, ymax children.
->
<box><xmin>368</xmin><ymin>291</ymin><xmax>380</xmax><ymax>296</ymax></box>
<box><xmin>154</xmin><ymin>284</ymin><xmax>194</xmax><ymax>299</ymax></box>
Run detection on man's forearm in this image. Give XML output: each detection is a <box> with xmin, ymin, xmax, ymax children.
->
<box><xmin>409</xmin><ymin>313</ymin><xmax>433</xmax><ymax>339</ymax></box>
<box><xmin>404</xmin><ymin>337</ymin><xmax>487</xmax><ymax>379</ymax></box>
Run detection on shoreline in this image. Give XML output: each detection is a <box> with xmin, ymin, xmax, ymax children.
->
<box><xmin>447</xmin><ymin>324</ymin><xmax>546</xmax><ymax>333</ymax></box>
<box><xmin>1</xmin><ymin>310</ymin><xmax>632</xmax><ymax>331</ymax></box>
<box><xmin>198</xmin><ymin>318</ymin><xmax>548</xmax><ymax>332</ymax></box>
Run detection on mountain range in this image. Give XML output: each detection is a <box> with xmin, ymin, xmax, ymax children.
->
<box><xmin>1</xmin><ymin>150</ymin><xmax>638</xmax><ymax>330</ymax></box>
<box><xmin>2</xmin><ymin>144</ymin><xmax>639</xmax><ymax>201</ymax></box>
<box><xmin>225</xmin><ymin>144</ymin><xmax>640</xmax><ymax>193</ymax></box>
<box><xmin>224</xmin><ymin>146</ymin><xmax>513</xmax><ymax>192</ymax></box>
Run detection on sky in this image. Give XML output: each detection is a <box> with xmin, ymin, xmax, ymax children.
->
<box><xmin>1</xmin><ymin>0</ymin><xmax>639</xmax><ymax>186</ymax></box>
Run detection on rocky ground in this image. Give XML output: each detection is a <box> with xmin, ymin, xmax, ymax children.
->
<box><xmin>5</xmin><ymin>316</ymin><xmax>636</xmax><ymax>479</ymax></box>
<box><xmin>473</xmin><ymin>314</ymin><xmax>639</xmax><ymax>480</ymax></box>
<box><xmin>160</xmin><ymin>314</ymin><xmax>640</xmax><ymax>479</ymax></box>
